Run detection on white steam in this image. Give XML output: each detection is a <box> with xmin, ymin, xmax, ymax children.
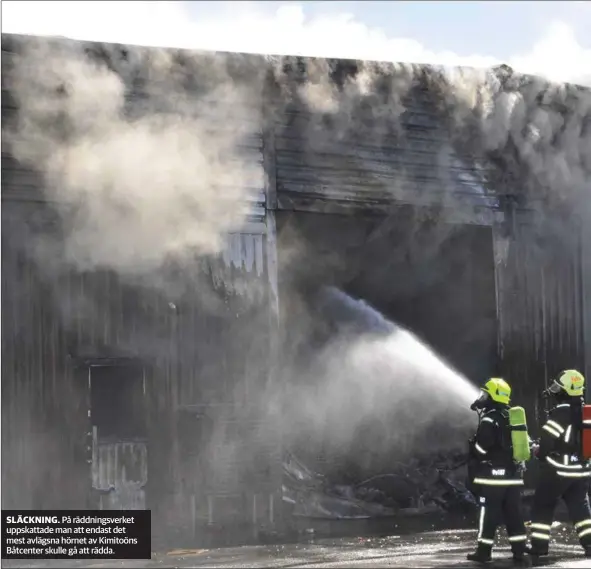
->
<box><xmin>283</xmin><ymin>289</ymin><xmax>480</xmax><ymax>461</ymax></box>
<box><xmin>5</xmin><ymin>3</ymin><xmax>590</xmax><ymax>236</ymax></box>
<box><xmin>3</xmin><ymin>1</ymin><xmax>590</xmax><ymax>489</ymax></box>
<box><xmin>6</xmin><ymin>2</ymin><xmax>589</xmax><ymax>232</ymax></box>
<box><xmin>5</xmin><ymin>37</ymin><xmax>264</xmax><ymax>274</ymax></box>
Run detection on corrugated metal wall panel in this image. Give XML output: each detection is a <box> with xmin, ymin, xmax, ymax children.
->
<box><xmin>1</xmin><ymin>207</ymin><xmax>278</xmax><ymax>544</ymax></box>
<box><xmin>0</xmin><ymin>33</ymin><xmax>275</xmax><ymax>543</ymax></box>
<box><xmin>92</xmin><ymin>440</ymin><xmax>149</xmax><ymax>510</ymax></box>
<box><xmin>582</xmin><ymin>222</ymin><xmax>591</xmax><ymax>383</ymax></box>
<box><xmin>173</xmin><ymin>229</ymin><xmax>280</xmax><ymax>537</ymax></box>
<box><xmin>1</xmin><ymin>203</ymin><xmax>178</xmax><ymax>513</ymax></box>
<box><xmin>495</xmin><ymin>214</ymin><xmax>585</xmax><ymax>433</ymax></box>
<box><xmin>92</xmin><ymin>442</ymin><xmax>149</xmax><ymax>491</ymax></box>
<box><xmin>209</xmin><ymin>233</ymin><xmax>267</xmax><ymax>304</ymax></box>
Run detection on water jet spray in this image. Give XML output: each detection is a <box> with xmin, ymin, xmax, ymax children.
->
<box><xmin>284</xmin><ymin>287</ymin><xmax>481</xmax><ymax>482</ymax></box>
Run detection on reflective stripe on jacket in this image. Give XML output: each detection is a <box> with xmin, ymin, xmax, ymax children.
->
<box><xmin>539</xmin><ymin>402</ymin><xmax>591</xmax><ymax>478</ymax></box>
<box><xmin>471</xmin><ymin>407</ymin><xmax>523</xmax><ymax>485</ymax></box>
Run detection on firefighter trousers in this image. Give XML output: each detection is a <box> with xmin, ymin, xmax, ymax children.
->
<box><xmin>530</xmin><ymin>466</ymin><xmax>591</xmax><ymax>554</ymax></box>
<box><xmin>475</xmin><ymin>484</ymin><xmax>527</xmax><ymax>554</ymax></box>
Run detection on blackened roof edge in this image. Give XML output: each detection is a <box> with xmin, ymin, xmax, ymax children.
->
<box><xmin>2</xmin><ymin>32</ymin><xmax>590</xmax><ymax>96</ymax></box>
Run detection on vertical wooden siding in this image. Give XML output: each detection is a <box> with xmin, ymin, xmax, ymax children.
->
<box><xmin>1</xmin><ymin>33</ymin><xmax>276</xmax><ymax>544</ymax></box>
<box><xmin>1</xmin><ymin>203</ymin><xmax>274</xmax><ymax>540</ymax></box>
<box><xmin>494</xmin><ymin>213</ymin><xmax>585</xmax><ymax>431</ymax></box>
<box><xmin>271</xmin><ymin>59</ymin><xmax>499</xmax><ymax>224</ymax></box>
<box><xmin>1</xmin><ymin>202</ymin><xmax>177</xmax><ymax>510</ymax></box>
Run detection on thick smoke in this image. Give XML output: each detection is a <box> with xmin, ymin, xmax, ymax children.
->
<box><xmin>261</xmin><ymin>57</ymin><xmax>591</xmax><ymax>481</ymax></box>
<box><xmin>273</xmin><ymin>57</ymin><xmax>591</xmax><ymax>331</ymax></box>
<box><xmin>9</xmin><ymin>40</ymin><xmax>589</xmax><ymax>289</ymax></box>
<box><xmin>446</xmin><ymin>67</ymin><xmax>591</xmax><ymax>212</ymax></box>
<box><xmin>5</xmin><ymin>35</ymin><xmax>267</xmax><ymax>276</ymax></box>
<box><xmin>3</xmin><ymin>30</ymin><xmax>591</xmax><ymax>518</ymax></box>
<box><xmin>280</xmin><ymin>56</ymin><xmax>591</xmax><ymax>224</ymax></box>
<box><xmin>280</xmin><ymin>58</ymin><xmax>431</xmax><ymax>210</ymax></box>
<box><xmin>2</xmin><ymin>36</ymin><xmax>274</xmax><ymax>514</ymax></box>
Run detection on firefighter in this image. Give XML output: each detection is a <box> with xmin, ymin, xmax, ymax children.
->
<box><xmin>527</xmin><ymin>369</ymin><xmax>591</xmax><ymax>559</ymax></box>
<box><xmin>466</xmin><ymin>377</ymin><xmax>530</xmax><ymax>565</ymax></box>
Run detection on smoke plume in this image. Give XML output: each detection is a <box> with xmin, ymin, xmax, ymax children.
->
<box><xmin>4</xmin><ymin>35</ymin><xmax>266</xmax><ymax>276</ymax></box>
<box><xmin>2</xmin><ymin>2</ymin><xmax>591</xmax><ymax>520</ymax></box>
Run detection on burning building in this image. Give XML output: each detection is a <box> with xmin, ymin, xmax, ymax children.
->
<box><xmin>1</xmin><ymin>32</ymin><xmax>590</xmax><ymax>545</ymax></box>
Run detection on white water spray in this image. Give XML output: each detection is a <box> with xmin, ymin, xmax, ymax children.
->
<box><xmin>326</xmin><ymin>287</ymin><xmax>482</xmax><ymax>407</ymax></box>
<box><xmin>287</xmin><ymin>288</ymin><xmax>481</xmax><ymax>461</ymax></box>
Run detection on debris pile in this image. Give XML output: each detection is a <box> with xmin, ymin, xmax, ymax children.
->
<box><xmin>282</xmin><ymin>451</ymin><xmax>477</xmax><ymax>519</ymax></box>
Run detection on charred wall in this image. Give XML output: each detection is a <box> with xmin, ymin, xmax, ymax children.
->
<box><xmin>440</xmin><ymin>67</ymin><xmax>591</xmax><ymax>426</ymax></box>
<box><xmin>0</xmin><ymin>200</ymin><xmax>275</xmax><ymax>542</ymax></box>
<box><xmin>495</xmin><ymin>212</ymin><xmax>586</xmax><ymax>429</ymax></box>
<box><xmin>1</xmin><ymin>32</ymin><xmax>279</xmax><ymax>546</ymax></box>
<box><xmin>493</xmin><ymin>211</ymin><xmax>587</xmax><ymax>488</ymax></box>
<box><xmin>276</xmin><ymin>205</ymin><xmax>497</xmax><ymax>378</ymax></box>
<box><xmin>269</xmin><ymin>57</ymin><xmax>499</xmax><ymax>224</ymax></box>
<box><xmin>1</xmin><ymin>200</ymin><xmax>182</xmax><ymax>513</ymax></box>
<box><xmin>275</xmin><ymin>207</ymin><xmax>497</xmax><ymax>480</ymax></box>
<box><xmin>2</xmin><ymin>30</ymin><xmax>590</xmax><ymax>530</ymax></box>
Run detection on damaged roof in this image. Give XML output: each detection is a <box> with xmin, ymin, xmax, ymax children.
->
<box><xmin>2</xmin><ymin>32</ymin><xmax>590</xmax><ymax>218</ymax></box>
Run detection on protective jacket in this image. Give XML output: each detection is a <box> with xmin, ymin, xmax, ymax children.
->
<box><xmin>538</xmin><ymin>400</ymin><xmax>591</xmax><ymax>478</ymax></box>
<box><xmin>470</xmin><ymin>405</ymin><xmax>523</xmax><ymax>486</ymax></box>
<box><xmin>529</xmin><ymin>398</ymin><xmax>591</xmax><ymax>555</ymax></box>
<box><xmin>467</xmin><ymin>402</ymin><xmax>528</xmax><ymax>560</ymax></box>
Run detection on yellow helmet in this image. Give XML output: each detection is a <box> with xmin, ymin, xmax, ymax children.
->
<box><xmin>482</xmin><ymin>377</ymin><xmax>512</xmax><ymax>405</ymax></box>
<box><xmin>548</xmin><ymin>369</ymin><xmax>585</xmax><ymax>397</ymax></box>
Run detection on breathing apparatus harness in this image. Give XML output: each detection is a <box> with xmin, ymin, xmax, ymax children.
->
<box><xmin>470</xmin><ymin>390</ymin><xmax>510</xmax><ymax>438</ymax></box>
<box><xmin>469</xmin><ymin>381</ymin><xmax>530</xmax><ymax>467</ymax></box>
<box><xmin>539</xmin><ymin>373</ymin><xmax>585</xmax><ymax>459</ymax></box>
<box><xmin>470</xmin><ymin>397</ymin><xmax>511</xmax><ymax>457</ymax></box>
<box><xmin>470</xmin><ymin>393</ymin><xmax>490</xmax><ymax>420</ymax></box>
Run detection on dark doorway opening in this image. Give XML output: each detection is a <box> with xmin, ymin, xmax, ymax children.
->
<box><xmin>276</xmin><ymin>207</ymin><xmax>498</xmax><ymax>481</ymax></box>
<box><xmin>90</xmin><ymin>364</ymin><xmax>147</xmax><ymax>441</ymax></box>
<box><xmin>88</xmin><ymin>360</ymin><xmax>148</xmax><ymax>510</ymax></box>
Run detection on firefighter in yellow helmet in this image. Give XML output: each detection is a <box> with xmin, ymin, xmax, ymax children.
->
<box><xmin>527</xmin><ymin>369</ymin><xmax>591</xmax><ymax>560</ymax></box>
<box><xmin>466</xmin><ymin>378</ymin><xmax>530</xmax><ymax>565</ymax></box>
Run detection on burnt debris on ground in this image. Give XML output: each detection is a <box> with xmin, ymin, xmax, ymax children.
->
<box><xmin>282</xmin><ymin>451</ymin><xmax>477</xmax><ymax>521</ymax></box>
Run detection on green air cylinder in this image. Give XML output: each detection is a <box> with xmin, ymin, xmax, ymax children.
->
<box><xmin>509</xmin><ymin>406</ymin><xmax>531</xmax><ymax>462</ymax></box>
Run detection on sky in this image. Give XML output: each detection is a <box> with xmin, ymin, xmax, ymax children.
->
<box><xmin>2</xmin><ymin>0</ymin><xmax>591</xmax><ymax>86</ymax></box>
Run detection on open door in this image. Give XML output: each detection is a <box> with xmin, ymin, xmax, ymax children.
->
<box><xmin>88</xmin><ymin>361</ymin><xmax>148</xmax><ymax>510</ymax></box>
